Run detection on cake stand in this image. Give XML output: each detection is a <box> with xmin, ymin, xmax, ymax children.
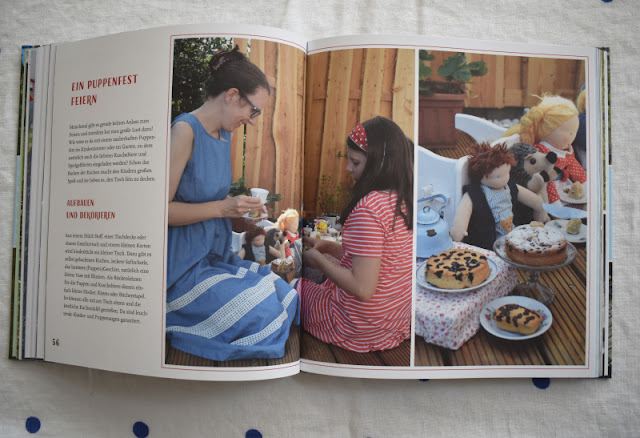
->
<box><xmin>493</xmin><ymin>236</ymin><xmax>577</xmax><ymax>306</ymax></box>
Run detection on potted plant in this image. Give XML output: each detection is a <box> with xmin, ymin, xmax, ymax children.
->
<box><xmin>418</xmin><ymin>51</ymin><xmax>488</xmax><ymax>149</ymax></box>
<box><xmin>317</xmin><ymin>174</ymin><xmax>351</xmax><ymax>225</ymax></box>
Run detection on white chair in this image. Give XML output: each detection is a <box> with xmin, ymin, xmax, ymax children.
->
<box><xmin>417</xmin><ymin>147</ymin><xmax>469</xmax><ymax>233</ymax></box>
<box><xmin>455</xmin><ymin>113</ymin><xmax>507</xmax><ymax>144</ymax></box>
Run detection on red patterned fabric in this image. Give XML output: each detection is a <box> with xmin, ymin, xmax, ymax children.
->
<box><xmin>348</xmin><ymin>123</ymin><xmax>368</xmax><ymax>151</ymax></box>
<box><xmin>299</xmin><ymin>191</ymin><xmax>412</xmax><ymax>352</ymax></box>
<box><xmin>534</xmin><ymin>142</ymin><xmax>587</xmax><ymax>203</ymax></box>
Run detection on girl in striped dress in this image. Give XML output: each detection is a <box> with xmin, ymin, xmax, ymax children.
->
<box><xmin>299</xmin><ymin>116</ymin><xmax>413</xmax><ymax>353</ymax></box>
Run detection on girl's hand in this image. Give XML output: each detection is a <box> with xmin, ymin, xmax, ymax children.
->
<box><xmin>302</xmin><ymin>248</ymin><xmax>323</xmax><ymax>270</ymax></box>
<box><xmin>222</xmin><ymin>195</ymin><xmax>264</xmax><ymax>218</ymax></box>
<box><xmin>302</xmin><ymin>236</ymin><xmax>318</xmax><ymax>249</ymax></box>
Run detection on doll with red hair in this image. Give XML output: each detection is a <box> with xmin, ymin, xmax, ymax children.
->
<box><xmin>450</xmin><ymin>143</ymin><xmax>549</xmax><ymax>250</ymax></box>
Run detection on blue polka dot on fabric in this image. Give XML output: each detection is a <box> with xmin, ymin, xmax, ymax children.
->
<box><xmin>246</xmin><ymin>429</ymin><xmax>263</xmax><ymax>438</ymax></box>
<box><xmin>132</xmin><ymin>421</ymin><xmax>149</xmax><ymax>438</ymax></box>
<box><xmin>419</xmin><ymin>379</ymin><xmax>430</xmax><ymax>382</ymax></box>
<box><xmin>532</xmin><ymin>377</ymin><xmax>551</xmax><ymax>389</ymax></box>
<box><xmin>25</xmin><ymin>417</ymin><xmax>41</xmax><ymax>433</ymax></box>
<box><xmin>601</xmin><ymin>0</ymin><xmax>612</xmax><ymax>2</ymax></box>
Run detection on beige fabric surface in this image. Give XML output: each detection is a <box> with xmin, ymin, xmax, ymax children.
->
<box><xmin>0</xmin><ymin>0</ymin><xmax>636</xmax><ymax>436</ymax></box>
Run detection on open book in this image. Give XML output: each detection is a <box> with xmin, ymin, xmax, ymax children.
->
<box><xmin>11</xmin><ymin>24</ymin><xmax>611</xmax><ymax>380</ymax></box>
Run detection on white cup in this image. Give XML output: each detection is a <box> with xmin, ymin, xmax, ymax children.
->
<box><xmin>250</xmin><ymin>188</ymin><xmax>269</xmax><ymax>204</ymax></box>
<box><xmin>322</xmin><ymin>214</ymin><xmax>339</xmax><ymax>228</ymax></box>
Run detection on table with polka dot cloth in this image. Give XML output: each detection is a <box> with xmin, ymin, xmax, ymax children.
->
<box><xmin>415</xmin><ymin>242</ymin><xmax>517</xmax><ymax>350</ymax></box>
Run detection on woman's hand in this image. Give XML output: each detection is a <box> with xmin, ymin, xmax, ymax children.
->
<box><xmin>220</xmin><ymin>195</ymin><xmax>264</xmax><ymax>218</ymax></box>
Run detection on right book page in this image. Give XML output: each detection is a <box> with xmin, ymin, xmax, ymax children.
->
<box><xmin>300</xmin><ymin>34</ymin><xmax>607</xmax><ymax>379</ymax></box>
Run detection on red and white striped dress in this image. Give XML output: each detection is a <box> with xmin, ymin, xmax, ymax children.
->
<box><xmin>299</xmin><ymin>191</ymin><xmax>412</xmax><ymax>352</ymax></box>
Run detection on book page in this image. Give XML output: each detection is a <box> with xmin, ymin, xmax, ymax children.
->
<box><xmin>42</xmin><ymin>24</ymin><xmax>307</xmax><ymax>381</ymax></box>
<box><xmin>300</xmin><ymin>34</ymin><xmax>606</xmax><ymax>379</ymax></box>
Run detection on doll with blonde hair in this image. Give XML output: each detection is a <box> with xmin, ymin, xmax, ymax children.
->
<box><xmin>501</xmin><ymin>94</ymin><xmax>586</xmax><ymax>204</ymax></box>
<box><xmin>276</xmin><ymin>208</ymin><xmax>300</xmax><ymax>258</ymax></box>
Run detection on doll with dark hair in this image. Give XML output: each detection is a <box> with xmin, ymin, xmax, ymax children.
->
<box><xmin>299</xmin><ymin>116</ymin><xmax>413</xmax><ymax>354</ymax></box>
<box><xmin>450</xmin><ymin>143</ymin><xmax>549</xmax><ymax>250</ymax></box>
<box><xmin>166</xmin><ymin>44</ymin><xmax>298</xmax><ymax>362</ymax></box>
<box><xmin>238</xmin><ymin>226</ymin><xmax>267</xmax><ymax>265</ymax></box>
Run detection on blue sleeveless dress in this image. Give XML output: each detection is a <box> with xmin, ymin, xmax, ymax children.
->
<box><xmin>166</xmin><ymin>113</ymin><xmax>299</xmax><ymax>361</ymax></box>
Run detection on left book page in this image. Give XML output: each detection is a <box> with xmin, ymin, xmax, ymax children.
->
<box><xmin>41</xmin><ymin>24</ymin><xmax>307</xmax><ymax>380</ymax></box>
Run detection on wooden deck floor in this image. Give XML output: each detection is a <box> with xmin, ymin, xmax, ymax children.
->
<box><xmin>301</xmin><ymin>330</ymin><xmax>411</xmax><ymax>367</ymax></box>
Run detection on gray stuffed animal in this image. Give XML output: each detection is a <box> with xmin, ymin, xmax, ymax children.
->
<box><xmin>508</xmin><ymin>142</ymin><xmax>561</xmax><ymax>204</ymax></box>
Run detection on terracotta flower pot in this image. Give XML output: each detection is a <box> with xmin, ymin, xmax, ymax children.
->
<box><xmin>418</xmin><ymin>93</ymin><xmax>466</xmax><ymax>149</ymax></box>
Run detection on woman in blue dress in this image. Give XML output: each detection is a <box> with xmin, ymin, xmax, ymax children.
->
<box><xmin>166</xmin><ymin>46</ymin><xmax>299</xmax><ymax>362</ymax></box>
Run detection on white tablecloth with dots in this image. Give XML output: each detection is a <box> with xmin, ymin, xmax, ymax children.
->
<box><xmin>415</xmin><ymin>242</ymin><xmax>517</xmax><ymax>350</ymax></box>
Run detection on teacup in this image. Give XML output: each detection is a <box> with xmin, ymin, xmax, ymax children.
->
<box><xmin>322</xmin><ymin>214</ymin><xmax>339</xmax><ymax>228</ymax></box>
<box><xmin>250</xmin><ymin>188</ymin><xmax>269</xmax><ymax>204</ymax></box>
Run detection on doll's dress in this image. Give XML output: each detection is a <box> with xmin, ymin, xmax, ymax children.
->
<box><xmin>166</xmin><ymin>113</ymin><xmax>298</xmax><ymax>361</ymax></box>
<box><xmin>534</xmin><ymin>141</ymin><xmax>587</xmax><ymax>204</ymax></box>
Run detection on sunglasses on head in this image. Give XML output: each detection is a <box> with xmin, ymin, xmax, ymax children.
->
<box><xmin>239</xmin><ymin>91</ymin><xmax>261</xmax><ymax>119</ymax></box>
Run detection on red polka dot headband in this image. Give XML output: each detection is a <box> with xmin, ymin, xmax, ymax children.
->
<box><xmin>348</xmin><ymin>123</ymin><xmax>368</xmax><ymax>151</ymax></box>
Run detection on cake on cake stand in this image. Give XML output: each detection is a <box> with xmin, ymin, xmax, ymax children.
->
<box><xmin>493</xmin><ymin>236</ymin><xmax>577</xmax><ymax>306</ymax></box>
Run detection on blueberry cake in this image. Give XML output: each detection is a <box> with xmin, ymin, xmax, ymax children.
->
<box><xmin>493</xmin><ymin>304</ymin><xmax>542</xmax><ymax>335</ymax></box>
<box><xmin>425</xmin><ymin>249</ymin><xmax>491</xmax><ymax>289</ymax></box>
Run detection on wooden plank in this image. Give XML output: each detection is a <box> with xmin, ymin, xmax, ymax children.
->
<box><xmin>245</xmin><ymin>38</ymin><xmax>267</xmax><ymax>191</ymax></box>
<box><xmin>229</xmin><ymin>38</ymin><xmax>249</xmax><ymax>180</ymax></box>
<box><xmin>380</xmin><ymin>49</ymin><xmax>397</xmax><ymax>119</ymax></box>
<box><xmin>303</xmin><ymin>52</ymin><xmax>329</xmax><ymax>218</ymax></box>
<box><xmin>360</xmin><ymin>48</ymin><xmax>385</xmax><ymax>121</ymax></box>
<box><xmin>330</xmin><ymin>344</ymin><xmax>386</xmax><ymax>367</ymax></box>
<box><xmin>273</xmin><ymin>42</ymin><xmax>302</xmax><ymax>211</ymax></box>
<box><xmin>300</xmin><ymin>330</ymin><xmax>336</xmax><ymax>363</ymax></box>
<box><xmin>571</xmin><ymin>246</ymin><xmax>588</xmax><ymax>283</ymax></box>
<box><xmin>413</xmin><ymin>336</ymin><xmax>446</xmax><ymax>367</ymax></box>
<box><xmin>469</xmin><ymin>330</ymin><xmax>546</xmax><ymax>366</ymax></box>
<box><xmin>392</xmin><ymin>49</ymin><xmax>416</xmax><ymax>141</ymax></box>
<box><xmin>377</xmin><ymin>338</ymin><xmax>411</xmax><ymax>367</ymax></box>
<box><xmin>316</xmin><ymin>50</ymin><xmax>353</xmax><ymax>209</ymax></box>
<box><xmin>494</xmin><ymin>55</ymin><xmax>505</xmax><ymax>109</ymax></box>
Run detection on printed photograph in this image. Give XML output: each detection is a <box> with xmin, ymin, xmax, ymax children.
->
<box><xmin>300</xmin><ymin>47</ymin><xmax>415</xmax><ymax>367</ymax></box>
<box><xmin>164</xmin><ymin>36</ymin><xmax>305</xmax><ymax>368</ymax></box>
<box><xmin>414</xmin><ymin>49</ymin><xmax>588</xmax><ymax>367</ymax></box>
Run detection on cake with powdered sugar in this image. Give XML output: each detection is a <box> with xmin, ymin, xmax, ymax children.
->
<box><xmin>505</xmin><ymin>222</ymin><xmax>567</xmax><ymax>267</ymax></box>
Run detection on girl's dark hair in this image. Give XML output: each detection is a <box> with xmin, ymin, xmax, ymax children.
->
<box><xmin>340</xmin><ymin>116</ymin><xmax>413</xmax><ymax>230</ymax></box>
<box><xmin>205</xmin><ymin>45</ymin><xmax>270</xmax><ymax>98</ymax></box>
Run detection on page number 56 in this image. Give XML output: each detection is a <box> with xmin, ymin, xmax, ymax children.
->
<box><xmin>52</xmin><ymin>338</ymin><xmax>60</xmax><ymax>346</ymax></box>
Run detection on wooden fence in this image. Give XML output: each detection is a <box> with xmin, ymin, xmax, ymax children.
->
<box><xmin>229</xmin><ymin>39</ymin><xmax>305</xmax><ymax>217</ymax></box>
<box><xmin>425</xmin><ymin>51</ymin><xmax>585</xmax><ymax>108</ymax></box>
<box><xmin>303</xmin><ymin>48</ymin><xmax>415</xmax><ymax>219</ymax></box>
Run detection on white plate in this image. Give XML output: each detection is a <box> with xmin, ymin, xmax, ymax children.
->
<box><xmin>558</xmin><ymin>184</ymin><xmax>587</xmax><ymax>204</ymax></box>
<box><xmin>545</xmin><ymin>219</ymin><xmax>587</xmax><ymax>243</ymax></box>
<box><xmin>416</xmin><ymin>257</ymin><xmax>499</xmax><ymax>293</ymax></box>
<box><xmin>242</xmin><ymin>212</ymin><xmax>268</xmax><ymax>219</ymax></box>
<box><xmin>480</xmin><ymin>296</ymin><xmax>552</xmax><ymax>340</ymax></box>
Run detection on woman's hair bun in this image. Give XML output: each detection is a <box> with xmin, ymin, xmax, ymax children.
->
<box><xmin>209</xmin><ymin>45</ymin><xmax>244</xmax><ymax>75</ymax></box>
